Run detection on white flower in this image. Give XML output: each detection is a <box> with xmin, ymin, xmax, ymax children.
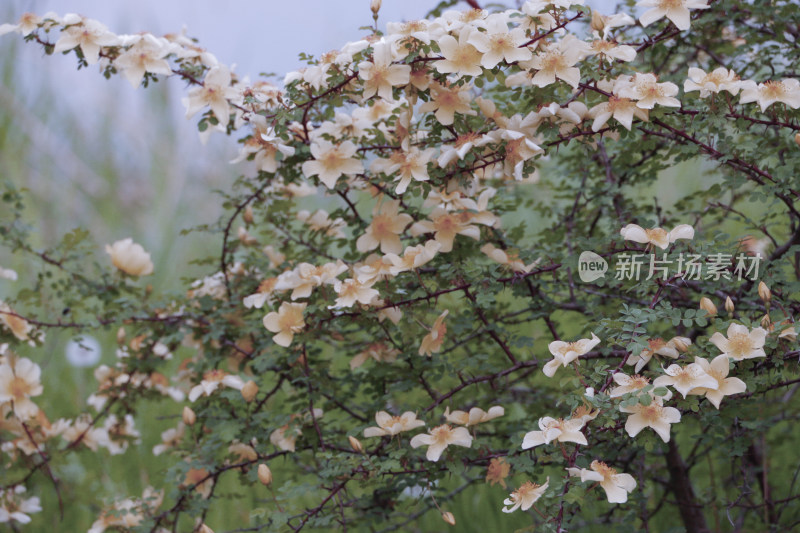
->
<box><xmin>501</xmin><ymin>478</ymin><xmax>548</xmax><ymax>513</ymax></box>
<box><xmin>358</xmin><ymin>40</ymin><xmax>411</xmax><ymax>100</ymax></box>
<box><xmin>114</xmin><ymin>34</ymin><xmax>173</xmax><ymax>88</ymax></box>
<box><xmin>409</xmin><ymin>424</ymin><xmax>473</xmax><ymax>462</ymax></box>
<box><xmin>301</xmin><ymin>140</ymin><xmax>363</xmax><ymax>189</ymax></box>
<box><xmin>356</xmin><ymin>199</ymin><xmax>413</xmax><ymax>254</ymax></box>
<box><xmin>688</xmin><ymin>355</ymin><xmax>746</xmax><ymax>408</ymax></box>
<box><xmin>684</xmin><ymin>67</ymin><xmax>740</xmax><ymax>98</ymax></box>
<box><xmin>637</xmin><ymin>0</ymin><xmax>710</xmax><ymax>32</ymax></box>
<box><xmin>443</xmin><ymin>405</ymin><xmax>504</xmax><ymax>426</ymax></box>
<box><xmin>0</xmin><ymin>267</ymin><xmax>17</xmax><ymax>281</ymax></box>
<box><xmin>652</xmin><ymin>362</ymin><xmax>719</xmax><ymax>398</ymax></box>
<box><xmin>617</xmin><ymin>73</ymin><xmax>680</xmax><ymax>109</ymax></box>
<box><xmin>619</xmin><ymin>397</ymin><xmax>681</xmax><ymax>442</ymax></box>
<box><xmin>542</xmin><ymin>333</ymin><xmax>600</xmax><ymax>377</ymax></box>
<box><xmin>0</xmin><ymin>357</ymin><xmax>43</xmax><ymax>420</ymax></box>
<box><xmin>435</xmin><ymin>29</ymin><xmax>484</xmax><ymax>78</ymax></box>
<box><xmin>467</xmin><ymin>16</ymin><xmax>532</xmax><ymax>69</ymax></box>
<box><xmin>65</xmin><ymin>336</ymin><xmax>102</xmax><ymax>367</ymax></box>
<box><xmin>627</xmin><ymin>336</ymin><xmax>691</xmax><ymax>373</ymax></box>
<box><xmin>188</xmin><ymin>370</ymin><xmax>245</xmax><ymax>402</ymax></box>
<box><xmin>522</xmin><ymin>416</ymin><xmax>587</xmax><ymax>448</ymax></box>
<box><xmin>105</xmin><ymin>238</ymin><xmax>154</xmax><ymax>276</ymax></box>
<box><xmin>620</xmin><ymin>223</ymin><xmax>694</xmax><ymax>250</ymax></box>
<box><xmin>363</xmin><ymin>411</ymin><xmax>426</xmax><ymax>437</ymax></box>
<box><xmin>53</xmin><ymin>15</ymin><xmax>120</xmax><ymax>65</ymax></box>
<box><xmin>0</xmin><ymin>486</ymin><xmax>42</xmax><ymax>524</ymax></box>
<box><xmin>567</xmin><ymin>461</ymin><xmax>637</xmax><ymax>503</ymax></box>
<box><xmin>263</xmin><ymin>302</ymin><xmax>307</xmax><ymax>347</ymax></box>
<box><xmin>709</xmin><ymin>323</ymin><xmax>767</xmax><ymax>361</ymax></box>
<box><xmin>182</xmin><ymin>65</ymin><xmax>240</xmax><ymax>122</ymax></box>
<box><xmin>739</xmin><ymin>79</ymin><xmax>800</xmax><ymax>112</ymax></box>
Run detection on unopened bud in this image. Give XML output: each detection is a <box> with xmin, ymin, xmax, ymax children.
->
<box><xmin>370</xmin><ymin>0</ymin><xmax>381</xmax><ymax>15</ymax></box>
<box><xmin>725</xmin><ymin>296</ymin><xmax>735</xmax><ymax>314</ymax></box>
<box><xmin>795</xmin><ymin>133</ymin><xmax>800</xmax><ymax>147</ymax></box>
<box><xmin>672</xmin><ymin>336</ymin><xmax>690</xmax><ymax>352</ymax></box>
<box><xmin>198</xmin><ymin>525</ymin><xmax>214</xmax><ymax>533</ymax></box>
<box><xmin>241</xmin><ymin>380</ymin><xmax>258</xmax><ymax>402</ymax></box>
<box><xmin>590</xmin><ymin>10</ymin><xmax>606</xmax><ymax>33</ymax></box>
<box><xmin>442</xmin><ymin>511</ymin><xmax>456</xmax><ymax>526</ymax></box>
<box><xmin>699</xmin><ymin>297</ymin><xmax>717</xmax><ymax>317</ymax></box>
<box><xmin>758</xmin><ymin>281</ymin><xmax>771</xmax><ymax>304</ymax></box>
<box><xmin>243</xmin><ymin>205</ymin><xmax>254</xmax><ymax>225</ymax></box>
<box><xmin>182</xmin><ymin>406</ymin><xmax>196</xmax><ymax>426</ymax></box>
<box><xmin>348</xmin><ymin>435</ymin><xmax>364</xmax><ymax>453</ymax></box>
<box><xmin>258</xmin><ymin>463</ymin><xmax>272</xmax><ymax>485</ymax></box>
<box><xmin>761</xmin><ymin>313</ymin><xmax>772</xmax><ymax>329</ymax></box>
<box><xmin>116</xmin><ymin>327</ymin><xmax>126</xmax><ymax>345</ymax></box>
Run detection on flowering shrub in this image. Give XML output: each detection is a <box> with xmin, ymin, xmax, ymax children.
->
<box><xmin>1</xmin><ymin>0</ymin><xmax>800</xmax><ymax>531</ymax></box>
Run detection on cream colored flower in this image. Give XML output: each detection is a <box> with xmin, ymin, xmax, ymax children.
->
<box><xmin>522</xmin><ymin>416</ymin><xmax>587</xmax><ymax>448</ymax></box>
<box><xmin>296</xmin><ymin>209</ymin><xmax>346</xmax><ymax>238</ymax></box>
<box><xmin>435</xmin><ymin>30</ymin><xmax>483</xmax><ymax>78</ymax></box>
<box><xmin>588</xmin><ymin>39</ymin><xmax>637</xmax><ymax>64</ymax></box>
<box><xmin>480</xmin><ymin>243</ymin><xmax>537</xmax><ymax>273</ymax></box>
<box><xmin>301</xmin><ymin>140</ymin><xmax>363</xmax><ymax>189</ymax></box>
<box><xmin>652</xmin><ymin>362</ymin><xmax>718</xmax><ymax>398</ymax></box>
<box><xmin>684</xmin><ymin>67</ymin><xmax>740</xmax><ymax>98</ymax></box>
<box><xmin>270</xmin><ymin>425</ymin><xmax>300</xmax><ymax>452</ymax></box>
<box><xmin>356</xmin><ymin>199</ymin><xmax>413</xmax><ymax>254</ymax></box>
<box><xmin>358</xmin><ymin>40</ymin><xmax>411</xmax><ymax>101</ymax></box>
<box><xmin>385</xmin><ymin>240</ymin><xmax>442</xmax><ymax>276</ymax></box>
<box><xmin>627</xmin><ymin>336</ymin><xmax>691</xmax><ymax>373</ymax></box>
<box><xmin>467</xmin><ymin>16</ymin><xmax>532</xmax><ymax>69</ymax></box>
<box><xmin>0</xmin><ymin>302</ymin><xmax>32</xmax><ymax>341</ymax></box>
<box><xmin>709</xmin><ymin>323</ymin><xmax>767</xmax><ymax>361</ymax></box>
<box><xmin>182</xmin><ymin>65</ymin><xmax>240</xmax><ymax>122</ymax></box>
<box><xmin>0</xmin><ymin>486</ymin><xmax>42</xmax><ymax>525</ymax></box>
<box><xmin>0</xmin><ymin>357</ymin><xmax>43</xmax><ymax>419</ymax></box>
<box><xmin>502</xmin><ymin>478</ymin><xmax>548</xmax><ymax>513</ymax></box>
<box><xmin>419</xmin><ymin>310</ymin><xmax>449</xmax><ymax>356</ymax></box>
<box><xmin>105</xmin><ymin>238</ymin><xmax>154</xmax><ymax>276</ymax></box>
<box><xmin>409</xmin><ymin>424</ymin><xmax>472</xmax><ymax>462</ymax></box>
<box><xmin>53</xmin><ymin>15</ymin><xmax>120</xmax><ymax>65</ymax></box>
<box><xmin>152</xmin><ymin>423</ymin><xmax>185</xmax><ymax>456</ymax></box>
<box><xmin>688</xmin><ymin>355</ymin><xmax>746</xmax><ymax>408</ymax></box>
<box><xmin>486</xmin><ymin>457</ymin><xmax>511</xmax><ymax>488</ymax></box>
<box><xmin>363</xmin><ymin>411</ymin><xmax>426</xmax><ymax>437</ymax></box>
<box><xmin>637</xmin><ymin>0</ymin><xmax>710</xmax><ymax>31</ymax></box>
<box><xmin>609</xmin><ymin>373</ymin><xmax>663</xmax><ymax>399</ymax></box>
<box><xmin>349</xmin><ymin>342</ymin><xmax>400</xmax><ymax>369</ymax></box>
<box><xmin>419</xmin><ymin>81</ymin><xmax>476</xmax><ymax>126</ymax></box>
<box><xmin>619</xmin><ymin>398</ymin><xmax>681</xmax><ymax>442</ymax></box>
<box><xmin>526</xmin><ymin>35</ymin><xmax>589</xmax><ymax>89</ymax></box>
<box><xmin>543</xmin><ymin>333</ymin><xmax>600</xmax><ymax>377</ymax></box>
<box><xmin>330</xmin><ymin>278</ymin><xmax>380</xmax><ymax>308</ymax></box>
<box><xmin>410</xmin><ymin>208</ymin><xmax>481</xmax><ymax>253</ymax></box>
<box><xmin>263</xmin><ymin>302</ymin><xmax>307</xmax><ymax>347</ymax></box>
<box><xmin>619</xmin><ymin>223</ymin><xmax>694</xmax><ymax>250</ymax></box>
<box><xmin>444</xmin><ymin>405</ymin><xmax>504</xmax><ymax>426</ymax></box>
<box><xmin>739</xmin><ymin>79</ymin><xmax>800</xmax><ymax>112</ymax></box>
<box><xmin>567</xmin><ymin>461</ymin><xmax>637</xmax><ymax>503</ymax></box>
<box><xmin>618</xmin><ymin>73</ymin><xmax>681</xmax><ymax>109</ymax></box>
<box><xmin>114</xmin><ymin>34</ymin><xmax>173</xmax><ymax>88</ymax></box>
<box><xmin>188</xmin><ymin>369</ymin><xmax>245</xmax><ymax>402</ymax></box>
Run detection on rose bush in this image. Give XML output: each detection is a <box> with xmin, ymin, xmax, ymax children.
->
<box><xmin>1</xmin><ymin>0</ymin><xmax>799</xmax><ymax>531</ymax></box>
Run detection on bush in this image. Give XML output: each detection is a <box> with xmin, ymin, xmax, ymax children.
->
<box><xmin>1</xmin><ymin>1</ymin><xmax>799</xmax><ymax>531</ymax></box>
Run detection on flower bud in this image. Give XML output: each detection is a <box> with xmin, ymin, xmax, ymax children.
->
<box><xmin>116</xmin><ymin>327</ymin><xmax>126</xmax><ymax>345</ymax></box>
<box><xmin>348</xmin><ymin>435</ymin><xmax>364</xmax><ymax>453</ymax></box>
<box><xmin>243</xmin><ymin>205</ymin><xmax>254</xmax><ymax>225</ymax></box>
<box><xmin>442</xmin><ymin>511</ymin><xmax>456</xmax><ymax>526</ymax></box>
<box><xmin>761</xmin><ymin>313</ymin><xmax>772</xmax><ymax>329</ymax></box>
<box><xmin>258</xmin><ymin>463</ymin><xmax>272</xmax><ymax>486</ymax></box>
<box><xmin>241</xmin><ymin>380</ymin><xmax>259</xmax><ymax>402</ymax></box>
<box><xmin>198</xmin><ymin>525</ymin><xmax>214</xmax><ymax>533</ymax></box>
<box><xmin>724</xmin><ymin>296</ymin><xmax>734</xmax><ymax>314</ymax></box>
<box><xmin>758</xmin><ymin>281</ymin><xmax>771</xmax><ymax>304</ymax></box>
<box><xmin>370</xmin><ymin>0</ymin><xmax>381</xmax><ymax>15</ymax></box>
<box><xmin>795</xmin><ymin>133</ymin><xmax>800</xmax><ymax>148</ymax></box>
<box><xmin>182</xmin><ymin>406</ymin><xmax>196</xmax><ymax>426</ymax></box>
<box><xmin>671</xmin><ymin>337</ymin><xmax>690</xmax><ymax>352</ymax></box>
<box><xmin>699</xmin><ymin>297</ymin><xmax>717</xmax><ymax>317</ymax></box>
<box><xmin>590</xmin><ymin>10</ymin><xmax>606</xmax><ymax>33</ymax></box>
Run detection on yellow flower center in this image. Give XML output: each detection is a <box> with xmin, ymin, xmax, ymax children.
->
<box><xmin>9</xmin><ymin>376</ymin><xmax>32</xmax><ymax>399</ymax></box>
<box><xmin>727</xmin><ymin>332</ymin><xmax>754</xmax><ymax>357</ymax></box>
